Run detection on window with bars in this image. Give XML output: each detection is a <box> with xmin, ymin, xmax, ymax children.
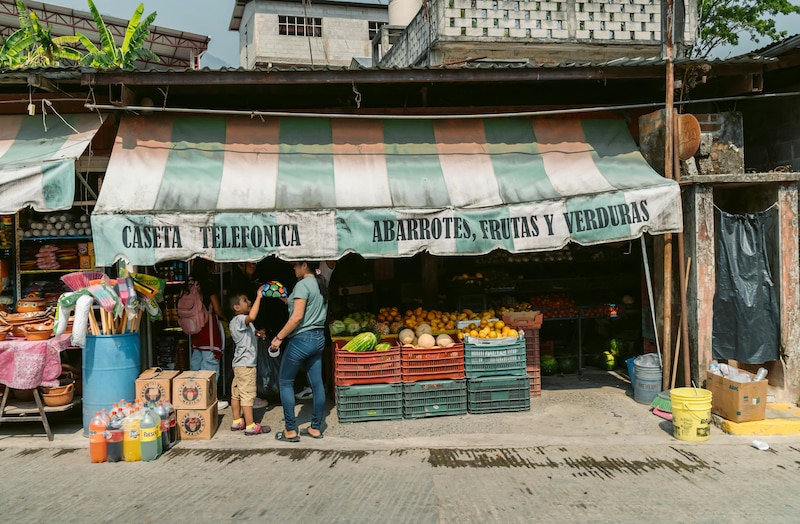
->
<box><xmin>278</xmin><ymin>15</ymin><xmax>322</xmax><ymax>37</ymax></box>
<box><xmin>368</xmin><ymin>21</ymin><xmax>386</xmax><ymax>40</ymax></box>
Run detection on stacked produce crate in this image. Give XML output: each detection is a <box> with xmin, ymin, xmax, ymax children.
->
<box><xmin>502</xmin><ymin>312</ymin><xmax>544</xmax><ymax>397</ymax></box>
<box><xmin>464</xmin><ymin>332</ymin><xmax>530</xmax><ymax>414</ymax></box>
<box><xmin>400</xmin><ymin>335</ymin><xmax>466</xmax><ymax>419</ymax></box>
<box><xmin>334</xmin><ymin>333</ymin><xmax>403</xmax><ymax>423</ymax></box>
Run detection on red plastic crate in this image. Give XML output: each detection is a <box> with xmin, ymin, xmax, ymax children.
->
<box><xmin>502</xmin><ymin>311</ymin><xmax>543</xmax><ymax>329</ymax></box>
<box><xmin>523</xmin><ymin>329</ymin><xmax>540</xmax><ymax>366</ymax></box>
<box><xmin>334</xmin><ymin>345</ymin><xmax>401</xmax><ymax>386</ymax></box>
<box><xmin>527</xmin><ymin>365</ymin><xmax>542</xmax><ymax>397</ymax></box>
<box><xmin>400</xmin><ymin>344</ymin><xmax>466</xmax><ymax>382</ymax></box>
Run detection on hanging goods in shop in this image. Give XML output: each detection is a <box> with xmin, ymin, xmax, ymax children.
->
<box><xmin>177</xmin><ymin>279</ymin><xmax>209</xmax><ymax>335</ymax></box>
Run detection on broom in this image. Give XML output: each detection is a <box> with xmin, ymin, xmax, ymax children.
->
<box><xmin>651</xmin><ymin>257</ymin><xmax>692</xmax><ymax>415</ymax></box>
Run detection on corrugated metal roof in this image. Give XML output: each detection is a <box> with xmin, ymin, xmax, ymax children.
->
<box><xmin>748</xmin><ymin>34</ymin><xmax>800</xmax><ymax>58</ymax></box>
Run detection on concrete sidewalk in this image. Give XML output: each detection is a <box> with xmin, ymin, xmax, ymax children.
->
<box><xmin>0</xmin><ymin>368</ymin><xmax>782</xmax><ymax>451</ymax></box>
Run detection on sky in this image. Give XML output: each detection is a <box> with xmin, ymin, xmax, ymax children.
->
<box><xmin>45</xmin><ymin>1</ymin><xmax>800</xmax><ymax>66</ymax></box>
<box><xmin>49</xmin><ymin>0</ymin><xmax>241</xmax><ymax>67</ymax></box>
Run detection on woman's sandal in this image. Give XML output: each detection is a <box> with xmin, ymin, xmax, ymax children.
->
<box><xmin>299</xmin><ymin>427</ymin><xmax>323</xmax><ymax>439</ymax></box>
<box><xmin>275</xmin><ymin>430</ymin><xmax>300</xmax><ymax>443</ymax></box>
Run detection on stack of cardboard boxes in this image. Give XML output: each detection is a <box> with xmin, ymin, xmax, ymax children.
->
<box><xmin>135</xmin><ymin>368</ymin><xmax>220</xmax><ymax>441</ymax></box>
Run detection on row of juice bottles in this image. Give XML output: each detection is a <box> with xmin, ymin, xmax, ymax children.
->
<box><xmin>88</xmin><ymin>399</ymin><xmax>178</xmax><ymax>463</ymax></box>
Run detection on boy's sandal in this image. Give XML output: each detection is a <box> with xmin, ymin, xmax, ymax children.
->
<box><xmin>274</xmin><ymin>430</ymin><xmax>301</xmax><ymax>443</ymax></box>
<box><xmin>230</xmin><ymin>419</ymin><xmax>245</xmax><ymax>431</ymax></box>
<box><xmin>244</xmin><ymin>423</ymin><xmax>271</xmax><ymax>436</ymax></box>
<box><xmin>299</xmin><ymin>427</ymin><xmax>323</xmax><ymax>439</ymax></box>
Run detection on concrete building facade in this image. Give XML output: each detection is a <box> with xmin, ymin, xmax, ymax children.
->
<box><xmin>230</xmin><ymin>0</ymin><xmax>389</xmax><ymax>68</ymax></box>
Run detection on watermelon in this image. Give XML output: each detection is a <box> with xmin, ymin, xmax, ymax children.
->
<box><xmin>374</xmin><ymin>342</ymin><xmax>392</xmax><ymax>352</ymax></box>
<box><xmin>541</xmin><ymin>355</ymin><xmax>558</xmax><ymax>375</ymax></box>
<box><xmin>342</xmin><ymin>332</ymin><xmax>377</xmax><ymax>352</ymax></box>
<box><xmin>557</xmin><ymin>356</ymin><xmax>578</xmax><ymax>374</ymax></box>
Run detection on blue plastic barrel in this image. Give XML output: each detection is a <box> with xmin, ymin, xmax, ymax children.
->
<box><xmin>82</xmin><ymin>333</ymin><xmax>141</xmax><ymax>436</ymax></box>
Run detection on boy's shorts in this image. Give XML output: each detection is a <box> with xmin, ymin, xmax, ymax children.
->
<box><xmin>231</xmin><ymin>366</ymin><xmax>257</xmax><ymax>406</ymax></box>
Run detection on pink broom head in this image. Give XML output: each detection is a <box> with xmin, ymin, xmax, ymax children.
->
<box><xmin>60</xmin><ymin>272</ymin><xmax>91</xmax><ymax>291</ymax></box>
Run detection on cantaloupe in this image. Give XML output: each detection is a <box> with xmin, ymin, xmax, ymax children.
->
<box><xmin>415</xmin><ymin>323</ymin><xmax>433</xmax><ymax>337</ymax></box>
<box><xmin>398</xmin><ymin>328</ymin><xmax>415</xmax><ymax>345</ymax></box>
<box><xmin>436</xmin><ymin>334</ymin><xmax>454</xmax><ymax>348</ymax></box>
<box><xmin>417</xmin><ymin>333</ymin><xmax>436</xmax><ymax>349</ymax></box>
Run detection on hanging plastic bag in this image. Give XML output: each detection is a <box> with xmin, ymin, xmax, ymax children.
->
<box><xmin>712</xmin><ymin>209</ymin><xmax>780</xmax><ymax>364</ymax></box>
<box><xmin>256</xmin><ymin>338</ymin><xmax>281</xmax><ymax>399</ymax></box>
<box><xmin>70</xmin><ymin>294</ymin><xmax>95</xmax><ymax>347</ymax></box>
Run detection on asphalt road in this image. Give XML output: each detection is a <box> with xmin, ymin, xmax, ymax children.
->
<box><xmin>2</xmin><ymin>370</ymin><xmax>798</xmax><ymax>522</ymax></box>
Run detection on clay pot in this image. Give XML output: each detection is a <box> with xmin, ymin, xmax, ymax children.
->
<box><xmin>24</xmin><ymin>330</ymin><xmax>52</xmax><ymax>341</ymax></box>
<box><xmin>40</xmin><ymin>383</ymin><xmax>74</xmax><ymax>407</ymax></box>
<box><xmin>16</xmin><ymin>294</ymin><xmax>46</xmax><ymax>313</ymax></box>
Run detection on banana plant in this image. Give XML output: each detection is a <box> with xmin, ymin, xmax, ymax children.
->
<box><xmin>0</xmin><ymin>1</ymin><xmax>84</xmax><ymax>68</ymax></box>
<box><xmin>78</xmin><ymin>0</ymin><xmax>159</xmax><ymax>69</ymax></box>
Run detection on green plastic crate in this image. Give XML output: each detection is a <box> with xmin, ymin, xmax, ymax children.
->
<box><xmin>336</xmin><ymin>384</ymin><xmax>403</xmax><ymax>423</ymax></box>
<box><xmin>467</xmin><ymin>375</ymin><xmax>531</xmax><ymax>414</ymax></box>
<box><xmin>402</xmin><ymin>379</ymin><xmax>467</xmax><ymax>419</ymax></box>
<box><xmin>465</xmin><ymin>335</ymin><xmax>527</xmax><ymax>378</ymax></box>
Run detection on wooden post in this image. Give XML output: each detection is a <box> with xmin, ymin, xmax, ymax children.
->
<box><xmin>661</xmin><ymin>0</ymin><xmax>675</xmax><ymax>391</ymax></box>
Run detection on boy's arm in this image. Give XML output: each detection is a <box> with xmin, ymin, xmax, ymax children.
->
<box><xmin>244</xmin><ymin>284</ymin><xmax>266</xmax><ymax>325</ymax></box>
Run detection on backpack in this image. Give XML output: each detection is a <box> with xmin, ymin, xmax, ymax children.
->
<box><xmin>177</xmin><ymin>279</ymin><xmax>210</xmax><ymax>335</ymax></box>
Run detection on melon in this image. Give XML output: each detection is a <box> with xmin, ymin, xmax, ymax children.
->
<box><xmin>417</xmin><ymin>333</ymin><xmax>436</xmax><ymax>349</ymax></box>
<box><xmin>415</xmin><ymin>323</ymin><xmax>433</xmax><ymax>337</ymax></box>
<box><xmin>541</xmin><ymin>355</ymin><xmax>558</xmax><ymax>375</ymax></box>
<box><xmin>436</xmin><ymin>334</ymin><xmax>454</xmax><ymax>347</ymax></box>
<box><xmin>398</xmin><ymin>328</ymin><xmax>415</xmax><ymax>345</ymax></box>
<box><xmin>342</xmin><ymin>332</ymin><xmax>377</xmax><ymax>352</ymax></box>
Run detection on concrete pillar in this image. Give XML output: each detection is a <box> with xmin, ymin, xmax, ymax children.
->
<box><xmin>777</xmin><ymin>183</ymin><xmax>800</xmax><ymax>402</ymax></box>
<box><xmin>685</xmin><ymin>184</ymin><xmax>715</xmax><ymax>385</ymax></box>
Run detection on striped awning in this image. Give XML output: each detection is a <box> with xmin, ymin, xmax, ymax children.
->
<box><xmin>92</xmin><ymin>114</ymin><xmax>682</xmax><ymax>266</ymax></box>
<box><xmin>0</xmin><ymin>114</ymin><xmax>105</xmax><ymax>214</ymax></box>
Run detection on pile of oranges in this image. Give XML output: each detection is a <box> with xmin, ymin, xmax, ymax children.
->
<box><xmin>457</xmin><ymin>318</ymin><xmax>519</xmax><ymax>340</ymax></box>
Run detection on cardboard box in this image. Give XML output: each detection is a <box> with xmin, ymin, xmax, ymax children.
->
<box><xmin>177</xmin><ymin>401</ymin><xmax>219</xmax><ymax>440</ymax></box>
<box><xmin>172</xmin><ymin>370</ymin><xmax>217</xmax><ymax>410</ymax></box>
<box><xmin>79</xmin><ymin>255</ymin><xmax>92</xmax><ymax>269</ymax></box>
<box><xmin>706</xmin><ymin>369</ymin><xmax>767</xmax><ymax>422</ymax></box>
<box><xmin>135</xmin><ymin>367</ymin><xmax>181</xmax><ymax>405</ymax></box>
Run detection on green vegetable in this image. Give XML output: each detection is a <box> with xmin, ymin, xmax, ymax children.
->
<box><xmin>541</xmin><ymin>355</ymin><xmax>558</xmax><ymax>375</ymax></box>
<box><xmin>374</xmin><ymin>342</ymin><xmax>392</xmax><ymax>352</ymax></box>
<box><xmin>329</xmin><ymin>320</ymin><xmax>346</xmax><ymax>336</ymax></box>
<box><xmin>346</xmin><ymin>321</ymin><xmax>361</xmax><ymax>335</ymax></box>
<box><xmin>342</xmin><ymin>332</ymin><xmax>378</xmax><ymax>352</ymax></box>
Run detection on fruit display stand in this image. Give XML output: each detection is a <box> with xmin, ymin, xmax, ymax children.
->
<box><xmin>402</xmin><ymin>379</ymin><xmax>467</xmax><ymax>419</ymax></box>
<box><xmin>464</xmin><ymin>334</ymin><xmax>530</xmax><ymax>414</ymax></box>
<box><xmin>336</xmin><ymin>383</ymin><xmax>404</xmax><ymax>423</ymax></box>
<box><xmin>399</xmin><ymin>344</ymin><xmax>465</xmax><ymax>382</ymax></box>
<box><xmin>333</xmin><ymin>345</ymin><xmax>401</xmax><ymax>387</ymax></box>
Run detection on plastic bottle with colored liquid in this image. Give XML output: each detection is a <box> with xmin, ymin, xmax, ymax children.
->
<box><xmin>123</xmin><ymin>409</ymin><xmax>142</xmax><ymax>462</ymax></box>
<box><xmin>156</xmin><ymin>402</ymin><xmax>169</xmax><ymax>452</ymax></box>
<box><xmin>106</xmin><ymin>410</ymin><xmax>124</xmax><ymax>463</ymax></box>
<box><xmin>163</xmin><ymin>400</ymin><xmax>178</xmax><ymax>448</ymax></box>
<box><xmin>89</xmin><ymin>412</ymin><xmax>107</xmax><ymax>463</ymax></box>
<box><xmin>140</xmin><ymin>408</ymin><xmax>160</xmax><ymax>462</ymax></box>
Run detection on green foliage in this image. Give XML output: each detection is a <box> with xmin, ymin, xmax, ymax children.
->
<box><xmin>78</xmin><ymin>0</ymin><xmax>159</xmax><ymax>69</ymax></box>
<box><xmin>695</xmin><ymin>0</ymin><xmax>800</xmax><ymax>58</ymax></box>
<box><xmin>0</xmin><ymin>1</ymin><xmax>84</xmax><ymax>68</ymax></box>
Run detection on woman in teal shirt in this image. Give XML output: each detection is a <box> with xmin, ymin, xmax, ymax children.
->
<box><xmin>269</xmin><ymin>261</ymin><xmax>328</xmax><ymax>442</ymax></box>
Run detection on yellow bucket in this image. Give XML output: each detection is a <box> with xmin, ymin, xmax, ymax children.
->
<box><xmin>670</xmin><ymin>387</ymin><xmax>712</xmax><ymax>442</ymax></box>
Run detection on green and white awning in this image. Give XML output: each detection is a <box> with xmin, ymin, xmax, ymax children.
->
<box><xmin>92</xmin><ymin>114</ymin><xmax>682</xmax><ymax>266</ymax></box>
<box><xmin>0</xmin><ymin>113</ymin><xmax>105</xmax><ymax>214</ymax></box>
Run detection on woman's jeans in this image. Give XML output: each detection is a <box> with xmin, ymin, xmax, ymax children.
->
<box><xmin>279</xmin><ymin>329</ymin><xmax>326</xmax><ymax>431</ymax></box>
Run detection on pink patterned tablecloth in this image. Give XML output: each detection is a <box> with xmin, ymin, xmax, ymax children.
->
<box><xmin>0</xmin><ymin>334</ymin><xmax>72</xmax><ymax>389</ymax></box>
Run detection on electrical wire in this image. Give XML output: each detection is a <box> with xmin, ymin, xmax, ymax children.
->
<box><xmin>85</xmin><ymin>90</ymin><xmax>800</xmax><ymax>120</ymax></box>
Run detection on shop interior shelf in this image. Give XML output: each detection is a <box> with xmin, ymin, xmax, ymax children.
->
<box><xmin>21</xmin><ymin>236</ymin><xmax>91</xmax><ymax>241</ymax></box>
<box><xmin>19</xmin><ymin>268</ymin><xmax>96</xmax><ymax>274</ymax></box>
